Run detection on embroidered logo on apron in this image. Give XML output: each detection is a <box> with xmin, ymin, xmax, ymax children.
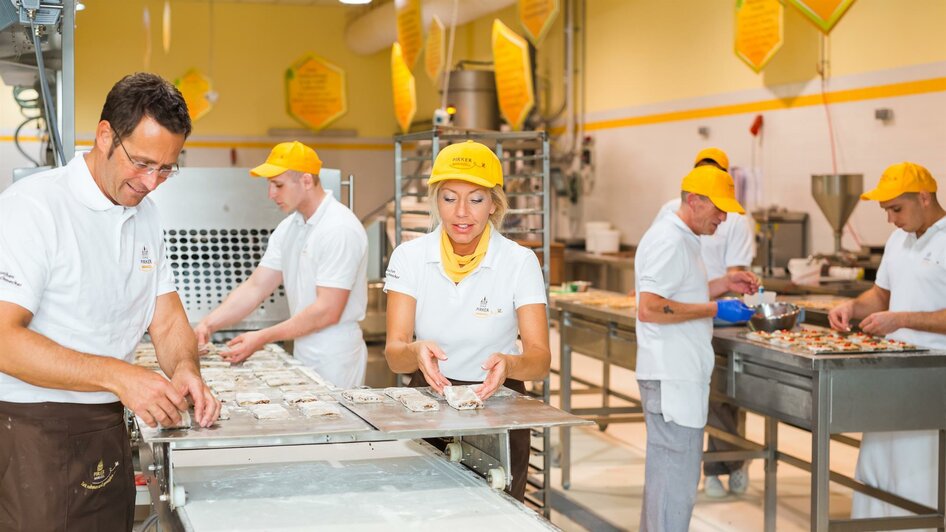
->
<box><xmin>139</xmin><ymin>246</ymin><xmax>154</xmax><ymax>272</ymax></box>
<box><xmin>81</xmin><ymin>459</ymin><xmax>119</xmax><ymax>490</ymax></box>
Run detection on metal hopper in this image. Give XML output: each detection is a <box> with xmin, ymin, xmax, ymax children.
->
<box><xmin>811</xmin><ymin>174</ymin><xmax>863</xmax><ymax>252</ymax></box>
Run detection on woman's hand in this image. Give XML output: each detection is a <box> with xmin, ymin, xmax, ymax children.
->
<box><xmin>411</xmin><ymin>340</ymin><xmax>451</xmax><ymax>394</ymax></box>
<box><xmin>474</xmin><ymin>353</ymin><xmax>509</xmax><ymax>400</ymax></box>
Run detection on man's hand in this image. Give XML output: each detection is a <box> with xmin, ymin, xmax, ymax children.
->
<box><xmin>223</xmin><ymin>330</ymin><xmax>269</xmax><ymax>364</ymax></box>
<box><xmin>727</xmin><ymin>271</ymin><xmax>760</xmax><ymax>295</ymax></box>
<box><xmin>474</xmin><ymin>354</ymin><xmax>509</xmax><ymax>400</ymax></box>
<box><xmin>111</xmin><ymin>364</ymin><xmax>189</xmax><ymax>429</ymax></box>
<box><xmin>859</xmin><ymin>311</ymin><xmax>905</xmax><ymax>337</ymax></box>
<box><xmin>411</xmin><ymin>340</ymin><xmax>451</xmax><ymax>394</ymax></box>
<box><xmin>170</xmin><ymin>364</ymin><xmax>221</xmax><ymax>428</ymax></box>
<box><xmin>828</xmin><ymin>301</ymin><xmax>856</xmax><ymax>331</ymax></box>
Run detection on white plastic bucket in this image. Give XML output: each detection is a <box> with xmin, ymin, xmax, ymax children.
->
<box><xmin>591</xmin><ymin>229</ymin><xmax>620</xmax><ymax>254</ymax></box>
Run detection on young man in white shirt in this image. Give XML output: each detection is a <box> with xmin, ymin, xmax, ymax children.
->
<box><xmin>195</xmin><ymin>141</ymin><xmax>369</xmax><ymax>388</ymax></box>
<box><xmin>653</xmin><ymin>147</ymin><xmax>756</xmax><ymax>497</ymax></box>
<box><xmin>635</xmin><ymin>165</ymin><xmax>759</xmax><ymax>532</ymax></box>
<box><xmin>829</xmin><ymin>162</ymin><xmax>946</xmax><ymax>524</ymax></box>
<box><xmin>0</xmin><ymin>73</ymin><xmax>219</xmax><ymax>531</ymax></box>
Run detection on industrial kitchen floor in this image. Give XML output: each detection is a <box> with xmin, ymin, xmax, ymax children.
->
<box><xmin>545</xmin><ymin>327</ymin><xmax>859</xmax><ymax>531</ymax></box>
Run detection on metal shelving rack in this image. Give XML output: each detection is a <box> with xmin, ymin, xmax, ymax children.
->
<box><xmin>393</xmin><ymin>127</ymin><xmax>554</xmax><ymax>517</ymax></box>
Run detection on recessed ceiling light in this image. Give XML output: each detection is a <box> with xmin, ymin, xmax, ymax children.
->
<box><xmin>339</xmin><ymin>0</ymin><xmax>372</xmax><ymax>5</ymax></box>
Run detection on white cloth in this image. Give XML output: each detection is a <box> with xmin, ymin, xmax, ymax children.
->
<box><xmin>656</xmin><ymin>198</ymin><xmax>755</xmax><ymax>279</ymax></box>
<box><xmin>384</xmin><ymin>226</ymin><xmax>547</xmax><ymax>381</ymax></box>
<box><xmin>635</xmin><ymin>213</ymin><xmax>713</xmax><ymax>428</ymax></box>
<box><xmin>259</xmin><ymin>191</ymin><xmax>368</xmax><ymax>388</ymax></box>
<box><xmin>0</xmin><ymin>154</ymin><xmax>176</xmax><ymax>404</ymax></box>
<box><xmin>852</xmin><ymin>216</ymin><xmax>946</xmax><ymax>525</ymax></box>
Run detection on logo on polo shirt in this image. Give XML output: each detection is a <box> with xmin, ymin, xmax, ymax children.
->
<box><xmin>473</xmin><ymin>296</ymin><xmax>503</xmax><ymax>318</ymax></box>
<box><xmin>139</xmin><ymin>246</ymin><xmax>154</xmax><ymax>272</ymax></box>
<box><xmin>81</xmin><ymin>459</ymin><xmax>119</xmax><ymax>490</ymax></box>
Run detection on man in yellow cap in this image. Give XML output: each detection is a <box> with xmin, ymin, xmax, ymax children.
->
<box><xmin>828</xmin><ymin>161</ymin><xmax>946</xmax><ymax>522</ymax></box>
<box><xmin>195</xmin><ymin>141</ymin><xmax>369</xmax><ymax>388</ymax></box>
<box><xmin>651</xmin><ymin>147</ymin><xmax>757</xmax><ymax>498</ymax></box>
<box><xmin>635</xmin><ymin>165</ymin><xmax>759</xmax><ymax>531</ymax></box>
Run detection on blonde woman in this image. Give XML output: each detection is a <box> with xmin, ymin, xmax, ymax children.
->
<box><xmin>384</xmin><ymin>140</ymin><xmax>551</xmax><ymax>500</ymax></box>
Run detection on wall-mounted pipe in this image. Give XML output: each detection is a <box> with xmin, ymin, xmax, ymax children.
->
<box><xmin>344</xmin><ymin>0</ymin><xmax>516</xmax><ymax>56</ymax></box>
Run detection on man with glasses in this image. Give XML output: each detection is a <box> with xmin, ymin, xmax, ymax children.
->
<box><xmin>0</xmin><ymin>72</ymin><xmax>220</xmax><ymax>530</ymax></box>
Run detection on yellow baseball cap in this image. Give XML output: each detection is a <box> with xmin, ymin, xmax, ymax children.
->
<box><xmin>428</xmin><ymin>140</ymin><xmax>503</xmax><ymax>188</ymax></box>
<box><xmin>250</xmin><ymin>141</ymin><xmax>322</xmax><ymax>178</ymax></box>
<box><xmin>694</xmin><ymin>147</ymin><xmax>729</xmax><ymax>170</ymax></box>
<box><xmin>861</xmin><ymin>162</ymin><xmax>937</xmax><ymax>202</ymax></box>
<box><xmin>681</xmin><ymin>165</ymin><xmax>745</xmax><ymax>214</ymax></box>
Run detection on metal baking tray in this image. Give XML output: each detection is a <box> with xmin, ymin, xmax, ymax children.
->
<box><xmin>338</xmin><ymin>386</ymin><xmax>592</xmax><ymax>437</ymax></box>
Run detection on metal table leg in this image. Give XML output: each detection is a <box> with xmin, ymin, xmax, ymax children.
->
<box><xmin>936</xmin><ymin>430</ymin><xmax>946</xmax><ymax>532</ymax></box>
<box><xmin>561</xmin><ymin>311</ymin><xmax>573</xmax><ymax>490</ymax></box>
<box><xmin>811</xmin><ymin>373</ymin><xmax>831</xmax><ymax>532</ymax></box>
<box><xmin>764</xmin><ymin>417</ymin><xmax>778</xmax><ymax>532</ymax></box>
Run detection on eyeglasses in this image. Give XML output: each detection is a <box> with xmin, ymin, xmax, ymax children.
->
<box><xmin>113</xmin><ymin>130</ymin><xmax>180</xmax><ymax>179</ymax></box>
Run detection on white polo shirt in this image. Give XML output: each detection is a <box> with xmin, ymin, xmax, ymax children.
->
<box><xmin>259</xmin><ymin>191</ymin><xmax>368</xmax><ymax>388</ymax></box>
<box><xmin>635</xmin><ymin>213</ymin><xmax>714</xmax><ymax>428</ymax></box>
<box><xmin>875</xmin><ymin>216</ymin><xmax>946</xmax><ymax>350</ymax></box>
<box><xmin>656</xmin><ymin>198</ymin><xmax>755</xmax><ymax>279</ymax></box>
<box><xmin>383</xmin><ymin>226</ymin><xmax>547</xmax><ymax>381</ymax></box>
<box><xmin>0</xmin><ymin>154</ymin><xmax>176</xmax><ymax>404</ymax></box>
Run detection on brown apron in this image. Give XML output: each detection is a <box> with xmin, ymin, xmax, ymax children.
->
<box><xmin>0</xmin><ymin>401</ymin><xmax>134</xmax><ymax>532</ymax></box>
<box><xmin>408</xmin><ymin>372</ymin><xmax>531</xmax><ymax>501</ymax></box>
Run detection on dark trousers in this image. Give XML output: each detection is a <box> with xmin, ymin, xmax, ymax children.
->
<box><xmin>703</xmin><ymin>399</ymin><xmax>747</xmax><ymax>476</ymax></box>
<box><xmin>0</xmin><ymin>401</ymin><xmax>135</xmax><ymax>532</ymax></box>
<box><xmin>408</xmin><ymin>372</ymin><xmax>531</xmax><ymax>501</ymax></box>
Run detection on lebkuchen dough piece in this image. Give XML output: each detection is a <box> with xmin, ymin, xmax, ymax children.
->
<box><xmin>443</xmin><ymin>386</ymin><xmax>484</xmax><ymax>410</ymax></box>
<box><xmin>158</xmin><ymin>410</ymin><xmax>192</xmax><ymax>430</ymax></box>
<box><xmin>249</xmin><ymin>403</ymin><xmax>292</xmax><ymax>420</ymax></box>
<box><xmin>384</xmin><ymin>387</ymin><xmax>422</xmax><ymax>401</ymax></box>
<box><xmin>298</xmin><ymin>401</ymin><xmax>343</xmax><ymax>419</ymax></box>
<box><xmin>235</xmin><ymin>392</ymin><xmax>271</xmax><ymax>406</ymax></box>
<box><xmin>282</xmin><ymin>390</ymin><xmax>321</xmax><ymax>404</ymax></box>
<box><xmin>341</xmin><ymin>389</ymin><xmax>384</xmax><ymax>404</ymax></box>
<box><xmin>399</xmin><ymin>394</ymin><xmax>440</xmax><ymax>412</ymax></box>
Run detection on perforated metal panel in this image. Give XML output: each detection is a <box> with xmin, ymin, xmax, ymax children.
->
<box><xmin>164</xmin><ymin>226</ymin><xmax>285</xmax><ymax>317</ymax></box>
<box><xmin>149</xmin><ymin>167</ymin><xmax>345</xmax><ymax>331</ymax></box>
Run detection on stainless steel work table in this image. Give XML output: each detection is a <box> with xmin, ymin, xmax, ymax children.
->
<box><xmin>713</xmin><ymin>328</ymin><xmax>946</xmax><ymax>531</ymax></box>
<box><xmin>555</xmin><ymin>296</ymin><xmax>946</xmax><ymax>531</ymax></box>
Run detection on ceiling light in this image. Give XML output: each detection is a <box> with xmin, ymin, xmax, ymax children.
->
<box><xmin>339</xmin><ymin>0</ymin><xmax>372</xmax><ymax>5</ymax></box>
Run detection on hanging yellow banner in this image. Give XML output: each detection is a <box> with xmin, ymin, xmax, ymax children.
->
<box><xmin>391</xmin><ymin>43</ymin><xmax>417</xmax><ymax>134</ymax></box>
<box><xmin>175</xmin><ymin>69</ymin><xmax>214</xmax><ymax>122</ymax></box>
<box><xmin>519</xmin><ymin>0</ymin><xmax>559</xmax><ymax>45</ymax></box>
<box><xmin>491</xmin><ymin>19</ymin><xmax>535</xmax><ymax>131</ymax></box>
<box><xmin>395</xmin><ymin>0</ymin><xmax>423</xmax><ymax>69</ymax></box>
<box><xmin>735</xmin><ymin>0</ymin><xmax>783</xmax><ymax>73</ymax></box>
<box><xmin>285</xmin><ymin>54</ymin><xmax>348</xmax><ymax>131</ymax></box>
<box><xmin>425</xmin><ymin>15</ymin><xmax>445</xmax><ymax>84</ymax></box>
<box><xmin>785</xmin><ymin>0</ymin><xmax>857</xmax><ymax>33</ymax></box>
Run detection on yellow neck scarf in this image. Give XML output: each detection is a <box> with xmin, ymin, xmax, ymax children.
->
<box><xmin>440</xmin><ymin>224</ymin><xmax>491</xmax><ymax>284</ymax></box>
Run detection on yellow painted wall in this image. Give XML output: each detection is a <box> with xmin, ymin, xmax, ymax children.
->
<box><xmin>584</xmin><ymin>0</ymin><xmax>946</xmax><ymax>114</ymax></box>
<box><xmin>69</xmin><ymin>1</ymin><xmax>562</xmax><ymax>139</ymax></box>
<box><xmin>4</xmin><ymin>0</ymin><xmax>942</xmax><ymax>139</ymax></box>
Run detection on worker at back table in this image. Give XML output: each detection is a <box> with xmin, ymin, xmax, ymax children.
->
<box><xmin>651</xmin><ymin>147</ymin><xmax>756</xmax><ymax>498</ymax></box>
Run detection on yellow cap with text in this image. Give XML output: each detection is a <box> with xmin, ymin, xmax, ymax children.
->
<box><xmin>250</xmin><ymin>141</ymin><xmax>322</xmax><ymax>178</ymax></box>
<box><xmin>428</xmin><ymin>140</ymin><xmax>503</xmax><ymax>188</ymax></box>
<box><xmin>694</xmin><ymin>147</ymin><xmax>729</xmax><ymax>171</ymax></box>
<box><xmin>861</xmin><ymin>162</ymin><xmax>937</xmax><ymax>202</ymax></box>
<box><xmin>681</xmin><ymin>165</ymin><xmax>745</xmax><ymax>214</ymax></box>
